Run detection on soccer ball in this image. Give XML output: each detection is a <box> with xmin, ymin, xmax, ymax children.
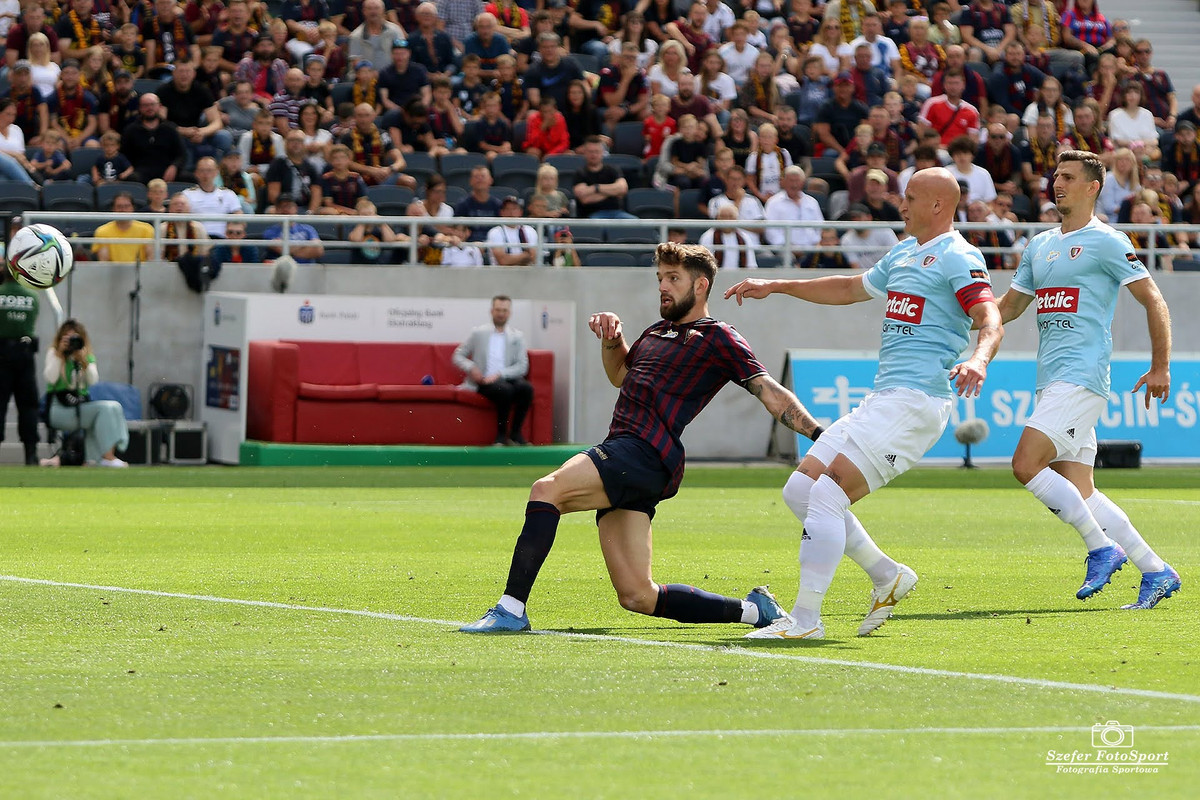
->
<box><xmin>7</xmin><ymin>223</ymin><xmax>75</xmax><ymax>290</ymax></box>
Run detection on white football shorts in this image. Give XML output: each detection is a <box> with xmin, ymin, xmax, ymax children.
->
<box><xmin>806</xmin><ymin>387</ymin><xmax>953</xmax><ymax>492</ymax></box>
<box><xmin>1025</xmin><ymin>381</ymin><xmax>1107</xmax><ymax>466</ymax></box>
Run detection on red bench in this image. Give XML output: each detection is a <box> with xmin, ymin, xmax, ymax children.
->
<box><xmin>247</xmin><ymin>340</ymin><xmax>554</xmax><ymax>445</ymax></box>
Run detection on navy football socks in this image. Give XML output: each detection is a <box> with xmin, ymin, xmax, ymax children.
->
<box><xmin>653</xmin><ymin>584</ymin><xmax>743</xmax><ymax>624</ymax></box>
<box><xmin>502</xmin><ymin>501</ymin><xmax>561</xmax><ymax>604</ymax></box>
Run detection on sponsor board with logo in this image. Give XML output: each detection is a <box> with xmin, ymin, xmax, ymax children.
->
<box><xmin>202</xmin><ymin>294</ymin><xmax>577</xmax><ymax>463</ymax></box>
<box><xmin>785</xmin><ymin>350</ymin><xmax>1200</xmax><ymax>462</ymax></box>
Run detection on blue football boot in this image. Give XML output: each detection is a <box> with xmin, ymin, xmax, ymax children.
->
<box><xmin>745</xmin><ymin>586</ymin><xmax>793</xmax><ymax>628</ymax></box>
<box><xmin>459</xmin><ymin>605</ymin><xmax>531</xmax><ymax>633</ymax></box>
<box><xmin>1122</xmin><ymin>565</ymin><xmax>1181</xmax><ymax>610</ymax></box>
<box><xmin>1077</xmin><ymin>544</ymin><xmax>1128</xmax><ymax>599</ymax></box>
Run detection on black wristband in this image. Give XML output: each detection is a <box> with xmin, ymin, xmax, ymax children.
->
<box><xmin>810</xmin><ymin>425</ymin><xmax>824</xmax><ymax>442</ymax></box>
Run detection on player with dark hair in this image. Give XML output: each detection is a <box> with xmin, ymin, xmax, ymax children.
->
<box><xmin>727</xmin><ymin>167</ymin><xmax>1004</xmax><ymax>638</ymax></box>
<box><xmin>461</xmin><ymin>242</ymin><xmax>825</xmax><ymax>633</ymax></box>
<box><xmin>995</xmin><ymin>149</ymin><xmax>1180</xmax><ymax>609</ymax></box>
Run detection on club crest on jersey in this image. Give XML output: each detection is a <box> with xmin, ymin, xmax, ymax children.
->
<box><xmin>921</xmin><ymin>255</ymin><xmax>936</xmax><ymax>268</ymax></box>
<box><xmin>1035</xmin><ymin>286</ymin><xmax>1079</xmax><ymax>313</ymax></box>
<box><xmin>685</xmin><ymin>329</ymin><xmax>704</xmax><ymax>344</ymax></box>
<box><xmin>1069</xmin><ymin>246</ymin><xmax>1083</xmax><ymax>259</ymax></box>
<box><xmin>885</xmin><ymin>291</ymin><xmax>925</xmax><ymax>323</ymax></box>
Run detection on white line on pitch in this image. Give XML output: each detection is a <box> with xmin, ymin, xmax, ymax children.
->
<box><xmin>3</xmin><ymin>725</ymin><xmax>1200</xmax><ymax>750</ymax></box>
<box><xmin>3</xmin><ymin>575</ymin><xmax>1198</xmax><ymax>706</ymax></box>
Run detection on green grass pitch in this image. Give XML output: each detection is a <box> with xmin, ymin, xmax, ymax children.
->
<box><xmin>1</xmin><ymin>465</ymin><xmax>1197</xmax><ymax>798</ymax></box>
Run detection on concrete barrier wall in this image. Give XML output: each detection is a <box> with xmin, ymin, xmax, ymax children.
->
<box><xmin>40</xmin><ymin>263</ymin><xmax>1200</xmax><ymax>459</ymax></box>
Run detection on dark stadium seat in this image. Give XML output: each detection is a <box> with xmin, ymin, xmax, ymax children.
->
<box><xmin>0</xmin><ymin>183</ymin><xmax>39</xmax><ymax>213</ymax></box>
<box><xmin>445</xmin><ymin>186</ymin><xmax>468</xmax><ymax>206</ymax></box>
<box><xmin>366</xmin><ymin>184</ymin><xmax>415</xmax><ymax>209</ymax></box>
<box><xmin>678</xmin><ymin>188</ymin><xmax>706</xmax><ymax>219</ymax></box>
<box><xmin>404</xmin><ymin>151</ymin><xmax>438</xmax><ymax>190</ymax></box>
<box><xmin>96</xmin><ymin>181</ymin><xmax>147</xmax><ymax>210</ymax></box>
<box><xmin>545</xmin><ymin>153</ymin><xmax>584</xmax><ymax>184</ymax></box>
<box><xmin>584</xmin><ymin>251</ymin><xmax>637</xmax><ymax>267</ymax></box>
<box><xmin>604</xmin><ymin>153</ymin><xmax>646</xmax><ymax>188</ymax></box>
<box><xmin>625</xmin><ymin>187</ymin><xmax>675</xmax><ymax>219</ymax></box>
<box><xmin>612</xmin><ymin>121</ymin><xmax>645</xmax><ymax>157</ymax></box>
<box><xmin>492</xmin><ymin>153</ymin><xmax>540</xmax><ymax>193</ymax></box>
<box><xmin>41</xmin><ymin>182</ymin><xmax>95</xmax><ymax>212</ymax></box>
<box><xmin>606</xmin><ymin>225</ymin><xmax>659</xmax><ymax>244</ymax></box>
<box><xmin>564</xmin><ymin>53</ymin><xmax>600</xmax><ymax>75</ymax></box>
<box><xmin>69</xmin><ymin>148</ymin><xmax>103</xmax><ymax>180</ymax></box>
<box><xmin>166</xmin><ymin>181</ymin><xmax>197</xmax><ymax>196</ymax></box>
<box><xmin>441</xmin><ymin>152</ymin><xmax>488</xmax><ymax>191</ymax></box>
<box><xmin>134</xmin><ymin>77</ymin><xmax>166</xmax><ymax>95</ymax></box>
<box><xmin>330</xmin><ymin>82</ymin><xmax>355</xmax><ymax>109</ymax></box>
<box><xmin>1010</xmin><ymin>193</ymin><xmax>1033</xmax><ymax>222</ymax></box>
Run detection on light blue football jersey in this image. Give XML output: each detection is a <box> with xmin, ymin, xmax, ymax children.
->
<box><xmin>1012</xmin><ymin>217</ymin><xmax>1150</xmax><ymax>398</ymax></box>
<box><xmin>862</xmin><ymin>231</ymin><xmax>993</xmax><ymax>399</ymax></box>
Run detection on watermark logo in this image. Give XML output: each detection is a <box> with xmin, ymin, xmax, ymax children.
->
<box><xmin>1045</xmin><ymin>721</ymin><xmax>1169</xmax><ymax>774</ymax></box>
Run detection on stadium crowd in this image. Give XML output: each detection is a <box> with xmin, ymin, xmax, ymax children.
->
<box><xmin>0</xmin><ymin>0</ymin><xmax>1197</xmax><ymax>268</ymax></box>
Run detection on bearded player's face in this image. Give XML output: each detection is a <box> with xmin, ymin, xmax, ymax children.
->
<box><xmin>657</xmin><ymin>265</ymin><xmax>697</xmax><ymax>322</ymax></box>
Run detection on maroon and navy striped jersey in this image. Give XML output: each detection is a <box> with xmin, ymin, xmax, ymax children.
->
<box><xmin>608</xmin><ymin>318</ymin><xmax>767</xmax><ymax>497</ymax></box>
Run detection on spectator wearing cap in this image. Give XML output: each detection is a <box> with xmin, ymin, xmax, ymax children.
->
<box><xmin>235</xmin><ymin>32</ymin><xmax>290</xmax><ymax>101</ymax></box>
<box><xmin>486</xmin><ymin>196</ymin><xmax>538</xmax><ymax>266</ymax></box>
<box><xmin>437</xmin><ymin>0</ymin><xmax>486</xmax><ymax>50</ymax></box>
<box><xmin>410</xmin><ymin>2</ymin><xmax>457</xmax><ymax>79</ymax></box>
<box><xmin>4</xmin><ymin>4</ymin><xmax>59</xmax><ymax>68</ymax></box>
<box><xmin>213</xmin><ymin>0</ymin><xmax>258</xmax><ymax>74</ymax></box>
<box><xmin>121</xmin><ymin>92</ymin><xmax>188</xmax><ymax>182</ymax></box>
<box><xmin>263</xmin><ymin>193</ymin><xmax>325</xmax><ymax>263</ymax></box>
<box><xmin>813</xmin><ymin>71</ymin><xmax>869</xmax><ymax>155</ymax></box>
<box><xmin>157</xmin><ymin>59</ymin><xmax>232</xmax><ymax>164</ymax></box>
<box><xmin>349</xmin><ymin>0</ymin><xmax>406</xmax><ymax>72</ymax></box>
<box><xmin>699</xmin><ymin>204</ymin><xmax>760</xmax><ymax>270</ymax></box>
<box><xmin>269</xmin><ymin>68</ymin><xmax>309</xmax><ymax>133</ymax></box>
<box><xmin>847</xmin><ymin>141</ymin><xmax>899</xmax><ymax>204</ymax></box>
<box><xmin>464</xmin><ymin>12</ymin><xmax>510</xmax><ymax>81</ymax></box>
<box><xmin>523</xmin><ymin>32</ymin><xmax>583</xmax><ymax>113</ymax></box>
<box><xmin>861</xmin><ymin>169</ymin><xmax>902</xmax><ymax>222</ymax></box>
<box><xmin>840</xmin><ymin>203</ymin><xmax>898</xmax><ymax>269</ymax></box>
<box><xmin>763</xmin><ymin>165</ymin><xmax>824</xmax><ymax>256</ymax></box>
<box><xmin>101</xmin><ymin>69</ymin><xmax>140</xmax><ymax>137</ymax></box>
<box><xmin>5</xmin><ymin>60</ymin><xmax>48</xmax><ymax>144</ymax></box>
<box><xmin>1163</xmin><ymin>120</ymin><xmax>1200</xmax><ymax>196</ymax></box>
<box><xmin>279</xmin><ymin>0</ymin><xmax>329</xmax><ymax>62</ymax></box>
<box><xmin>379</xmin><ymin>38</ymin><xmax>431</xmax><ymax>119</ymax></box>
<box><xmin>143</xmin><ymin>0</ymin><xmax>200</xmax><ymax>79</ymax></box>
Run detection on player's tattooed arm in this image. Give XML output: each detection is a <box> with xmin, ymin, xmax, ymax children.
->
<box><xmin>590</xmin><ymin>312</ymin><xmax>629</xmax><ymax>387</ymax></box>
<box><xmin>745</xmin><ymin>374</ymin><xmax>824</xmax><ymax>441</ymax></box>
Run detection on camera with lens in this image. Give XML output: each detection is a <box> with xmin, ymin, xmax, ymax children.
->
<box><xmin>64</xmin><ymin>334</ymin><xmax>84</xmax><ymax>354</ymax></box>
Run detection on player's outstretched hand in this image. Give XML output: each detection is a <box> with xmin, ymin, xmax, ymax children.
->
<box><xmin>589</xmin><ymin>312</ymin><xmax>623</xmax><ymax>341</ymax></box>
<box><xmin>724</xmin><ymin>278</ymin><xmax>776</xmax><ymax>305</ymax></box>
<box><xmin>949</xmin><ymin>357</ymin><xmax>987</xmax><ymax>397</ymax></box>
<box><xmin>1133</xmin><ymin>365</ymin><xmax>1171</xmax><ymax>408</ymax></box>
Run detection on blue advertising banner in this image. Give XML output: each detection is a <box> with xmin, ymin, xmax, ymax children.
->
<box><xmin>786</xmin><ymin>351</ymin><xmax>1200</xmax><ymax>462</ymax></box>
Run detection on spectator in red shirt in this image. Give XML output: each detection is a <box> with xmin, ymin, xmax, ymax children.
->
<box><xmin>522</xmin><ymin>95</ymin><xmax>569</xmax><ymax>159</ymax></box>
<box><xmin>919</xmin><ymin>69</ymin><xmax>981</xmax><ymax>147</ymax></box>
<box><xmin>642</xmin><ymin>93</ymin><xmax>676</xmax><ymax>159</ymax></box>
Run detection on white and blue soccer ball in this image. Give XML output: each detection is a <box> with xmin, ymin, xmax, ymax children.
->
<box><xmin>7</xmin><ymin>223</ymin><xmax>74</xmax><ymax>290</ymax></box>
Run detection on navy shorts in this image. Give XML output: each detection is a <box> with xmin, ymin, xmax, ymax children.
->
<box><xmin>584</xmin><ymin>435</ymin><xmax>671</xmax><ymax>523</ymax></box>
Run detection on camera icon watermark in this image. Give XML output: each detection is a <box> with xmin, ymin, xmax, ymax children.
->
<box><xmin>1092</xmin><ymin>720</ymin><xmax>1135</xmax><ymax>748</ymax></box>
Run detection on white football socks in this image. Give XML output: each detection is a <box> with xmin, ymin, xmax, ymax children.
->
<box><xmin>497</xmin><ymin>594</ymin><xmax>525</xmax><ymax>617</ymax></box>
<box><xmin>1085</xmin><ymin>491</ymin><xmax>1165</xmax><ymax>573</ymax></box>
<box><xmin>784</xmin><ymin>471</ymin><xmax>898</xmax><ymax>590</ymax></box>
<box><xmin>1024</xmin><ymin>467</ymin><xmax>1113</xmax><ymax>551</ymax></box>
<box><xmin>793</xmin><ymin>475</ymin><xmax>851</xmax><ymax>625</ymax></box>
<box><xmin>740</xmin><ymin>600</ymin><xmax>760</xmax><ymax>625</ymax></box>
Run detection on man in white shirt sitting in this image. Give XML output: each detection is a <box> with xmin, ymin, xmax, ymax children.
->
<box><xmin>764</xmin><ymin>165</ymin><xmax>825</xmax><ymax>259</ymax></box>
<box><xmin>182</xmin><ymin>157</ymin><xmax>244</xmax><ymax>238</ymax></box>
<box><xmin>486</xmin><ymin>196</ymin><xmax>539</xmax><ymax>266</ymax></box>
<box><xmin>699</xmin><ymin>204</ymin><xmax>760</xmax><ymax>269</ymax></box>
<box><xmin>717</xmin><ymin>21</ymin><xmax>759</xmax><ymax>85</ymax></box>
<box><xmin>849</xmin><ymin>11</ymin><xmax>901</xmax><ymax>78</ymax></box>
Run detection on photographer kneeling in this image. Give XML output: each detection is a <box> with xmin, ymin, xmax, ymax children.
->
<box><xmin>43</xmin><ymin>320</ymin><xmax>129</xmax><ymax>468</ymax></box>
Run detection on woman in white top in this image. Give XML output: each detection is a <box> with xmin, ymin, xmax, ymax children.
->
<box><xmin>809</xmin><ymin>17</ymin><xmax>853</xmax><ymax>78</ymax></box>
<box><xmin>609</xmin><ymin>11</ymin><xmax>658</xmax><ymax>72</ymax></box>
<box><xmin>297</xmin><ymin>102</ymin><xmax>332</xmax><ymax>173</ymax></box>
<box><xmin>0</xmin><ymin>99</ymin><xmax>35</xmax><ymax>184</ymax></box>
<box><xmin>1107</xmin><ymin>82</ymin><xmax>1161</xmax><ymax>162</ymax></box>
<box><xmin>1021</xmin><ymin>76</ymin><xmax>1074</xmax><ymax>139</ymax></box>
<box><xmin>27</xmin><ymin>33</ymin><xmax>60</xmax><ymax>98</ymax></box>
<box><xmin>698</xmin><ymin>49</ymin><xmax>737</xmax><ymax>120</ymax></box>
<box><xmin>1096</xmin><ymin>147</ymin><xmax>1141</xmax><ymax>221</ymax></box>
<box><xmin>647</xmin><ymin>40</ymin><xmax>687</xmax><ymax>98</ymax></box>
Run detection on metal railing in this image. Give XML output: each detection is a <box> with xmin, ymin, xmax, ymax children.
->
<box><xmin>21</xmin><ymin>212</ymin><xmax>1200</xmax><ymax>271</ymax></box>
